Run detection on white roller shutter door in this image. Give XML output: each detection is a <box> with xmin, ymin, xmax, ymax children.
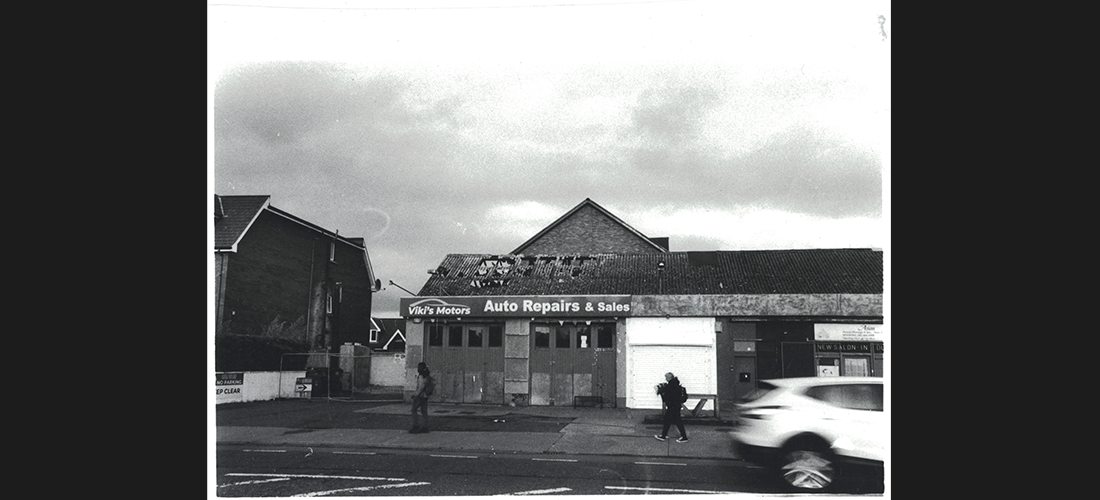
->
<box><xmin>625</xmin><ymin>317</ymin><xmax>716</xmax><ymax>409</ymax></box>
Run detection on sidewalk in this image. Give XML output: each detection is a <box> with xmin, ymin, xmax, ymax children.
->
<box><xmin>216</xmin><ymin>400</ymin><xmax>742</xmax><ymax>461</ymax></box>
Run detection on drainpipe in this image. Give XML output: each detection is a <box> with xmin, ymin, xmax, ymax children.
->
<box><xmin>305</xmin><ymin>238</ymin><xmax>316</xmax><ymax>346</ymax></box>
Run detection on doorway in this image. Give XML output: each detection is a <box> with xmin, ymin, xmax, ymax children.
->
<box><xmin>425</xmin><ymin>323</ymin><xmax>504</xmax><ymax>404</ymax></box>
<box><xmin>530</xmin><ymin>322</ymin><xmax>615</xmax><ymax>406</ymax></box>
<box><xmin>730</xmin><ymin>355</ymin><xmax>757</xmax><ymax>401</ymax></box>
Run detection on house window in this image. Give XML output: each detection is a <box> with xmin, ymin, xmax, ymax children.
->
<box><xmin>534</xmin><ymin>326</ymin><xmax>550</xmax><ymax>348</ymax></box>
<box><xmin>576</xmin><ymin>326</ymin><xmax>591</xmax><ymax>349</ymax></box>
<box><xmin>555</xmin><ymin>327</ymin><xmax>570</xmax><ymax>349</ymax></box>
<box><xmin>329</xmin><ymin>242</ymin><xmax>336</xmax><ymax>262</ymax></box>
<box><xmin>369</xmin><ymin>329</ymin><xmax>379</xmax><ymax>343</ymax></box>
<box><xmin>468</xmin><ymin>328</ymin><xmax>483</xmax><ymax>348</ymax></box>
<box><xmin>428</xmin><ymin>325</ymin><xmax>444</xmax><ymax>346</ymax></box>
<box><xmin>326</xmin><ymin>294</ymin><xmax>333</xmax><ymax>314</ymax></box>
<box><xmin>597</xmin><ymin>324</ymin><xmax>615</xmax><ymax>348</ymax></box>
<box><xmin>488</xmin><ymin>326</ymin><xmax>503</xmax><ymax>347</ymax></box>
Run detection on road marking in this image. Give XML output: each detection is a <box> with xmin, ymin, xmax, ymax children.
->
<box><xmin>333</xmin><ymin>451</ymin><xmax>376</xmax><ymax>455</ymax></box>
<box><xmin>502</xmin><ymin>487</ymin><xmax>573</xmax><ymax>495</ymax></box>
<box><xmin>606</xmin><ymin>486</ymin><xmax>737</xmax><ymax>494</ymax></box>
<box><xmin>243</xmin><ymin>449</ymin><xmax>287</xmax><ymax>453</ymax></box>
<box><xmin>430</xmin><ymin>454</ymin><xmax>478</xmax><ymax>459</ymax></box>
<box><xmin>633</xmin><ymin>461</ymin><xmax>687</xmax><ymax>466</ymax></box>
<box><xmin>532</xmin><ymin>458</ymin><xmax>578</xmax><ymax>462</ymax></box>
<box><xmin>293</xmin><ymin>481</ymin><xmax>430</xmax><ymax>497</ymax></box>
<box><xmin>225</xmin><ymin>473</ymin><xmax>406</xmax><ymax>481</ymax></box>
<box><xmin>219</xmin><ymin>478</ymin><xmax>290</xmax><ymax>488</ymax></box>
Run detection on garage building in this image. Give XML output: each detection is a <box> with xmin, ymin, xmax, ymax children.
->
<box><xmin>399</xmin><ymin>199</ymin><xmax>883</xmax><ymax>411</ymax></box>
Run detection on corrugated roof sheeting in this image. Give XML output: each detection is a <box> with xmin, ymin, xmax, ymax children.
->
<box><xmin>417</xmin><ymin>249</ymin><xmax>882</xmax><ymax>296</ymax></box>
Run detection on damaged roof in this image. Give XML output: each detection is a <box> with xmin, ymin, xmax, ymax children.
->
<box><xmin>417</xmin><ymin>248</ymin><xmax>883</xmax><ymax>296</ymax></box>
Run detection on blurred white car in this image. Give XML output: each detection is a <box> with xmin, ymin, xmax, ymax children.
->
<box><xmin>731</xmin><ymin>377</ymin><xmax>885</xmax><ymax>491</ymax></box>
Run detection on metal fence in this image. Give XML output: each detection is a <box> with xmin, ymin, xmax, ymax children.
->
<box><xmin>279</xmin><ymin>352</ymin><xmax>374</xmax><ymax>400</ymax></box>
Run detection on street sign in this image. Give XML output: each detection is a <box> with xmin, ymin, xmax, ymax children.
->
<box><xmin>216</xmin><ymin>372</ymin><xmax>244</xmax><ymax>403</ymax></box>
<box><xmin>294</xmin><ymin>377</ymin><xmax>313</xmax><ymax>398</ymax></box>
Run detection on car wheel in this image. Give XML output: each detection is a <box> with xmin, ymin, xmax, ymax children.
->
<box><xmin>780</xmin><ymin>440</ymin><xmax>837</xmax><ymax>490</ymax></box>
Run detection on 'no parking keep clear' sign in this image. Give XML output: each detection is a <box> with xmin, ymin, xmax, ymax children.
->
<box><xmin>216</xmin><ymin>372</ymin><xmax>243</xmax><ymax>403</ymax></box>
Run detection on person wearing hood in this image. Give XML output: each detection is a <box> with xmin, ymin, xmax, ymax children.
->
<box><xmin>410</xmin><ymin>362</ymin><xmax>433</xmax><ymax>434</ymax></box>
<box><xmin>654</xmin><ymin>372</ymin><xmax>688</xmax><ymax>442</ymax></box>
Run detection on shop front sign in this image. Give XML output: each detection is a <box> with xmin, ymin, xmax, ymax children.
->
<box><xmin>401</xmin><ymin>295</ymin><xmax>631</xmax><ymax>318</ymax></box>
<box><xmin>814</xmin><ymin>323</ymin><xmax>884</xmax><ymax>342</ymax></box>
<box><xmin>215</xmin><ymin>372</ymin><xmax>243</xmax><ymax>403</ymax></box>
<box><xmin>816</xmin><ymin>342</ymin><xmax>874</xmax><ymax>353</ymax></box>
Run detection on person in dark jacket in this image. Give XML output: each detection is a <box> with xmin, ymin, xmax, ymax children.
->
<box><xmin>410</xmin><ymin>362</ymin><xmax>432</xmax><ymax>434</ymax></box>
<box><xmin>654</xmin><ymin>372</ymin><xmax>688</xmax><ymax>442</ymax></box>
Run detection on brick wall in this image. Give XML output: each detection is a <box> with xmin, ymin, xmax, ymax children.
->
<box><xmin>520</xmin><ymin>204</ymin><xmax>663</xmax><ymax>254</ymax></box>
<box><xmin>221</xmin><ymin>210</ymin><xmax>373</xmax><ymax>348</ymax></box>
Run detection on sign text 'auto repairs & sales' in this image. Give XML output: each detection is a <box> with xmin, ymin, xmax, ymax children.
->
<box><xmin>401</xmin><ymin>295</ymin><xmax>631</xmax><ymax>318</ymax></box>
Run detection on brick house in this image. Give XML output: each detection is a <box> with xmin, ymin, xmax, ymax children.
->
<box><xmin>371</xmin><ymin>318</ymin><xmax>407</xmax><ymax>351</ymax></box>
<box><xmin>400</xmin><ymin>199</ymin><xmax>883</xmax><ymax>410</ymax></box>
<box><xmin>214</xmin><ymin>194</ymin><xmax>380</xmax><ymax>352</ymax></box>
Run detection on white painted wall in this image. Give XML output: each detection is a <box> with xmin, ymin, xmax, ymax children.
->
<box><xmin>216</xmin><ymin>360</ymin><xmax>407</xmax><ymax>404</ymax></box>
<box><xmin>369</xmin><ymin>351</ymin><xmax>407</xmax><ymax>386</ymax></box>
<box><xmin>215</xmin><ymin>371</ymin><xmax>306</xmax><ymax>404</ymax></box>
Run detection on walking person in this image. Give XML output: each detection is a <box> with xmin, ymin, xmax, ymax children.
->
<box><xmin>410</xmin><ymin>362</ymin><xmax>434</xmax><ymax>433</ymax></box>
<box><xmin>654</xmin><ymin>372</ymin><xmax>688</xmax><ymax>442</ymax></box>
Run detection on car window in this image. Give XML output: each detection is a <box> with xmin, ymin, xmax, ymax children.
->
<box><xmin>804</xmin><ymin>384</ymin><xmax>883</xmax><ymax>411</ymax></box>
<box><xmin>740</xmin><ymin>382</ymin><xmax>778</xmax><ymax>403</ymax></box>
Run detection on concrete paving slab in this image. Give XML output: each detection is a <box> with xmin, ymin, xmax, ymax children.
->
<box><xmin>558</xmin><ymin>421</ymin><xmax>637</xmax><ymax>435</ymax></box>
<box><xmin>549</xmin><ymin>433</ymin><xmax>672</xmax><ymax>457</ymax></box>
<box><xmin>217</xmin><ymin>426</ymin><xmax>296</xmax><ymax>445</ymax></box>
<box><xmin>218</xmin><ymin>399</ymin><xmax>743</xmax><ymax>462</ymax></box>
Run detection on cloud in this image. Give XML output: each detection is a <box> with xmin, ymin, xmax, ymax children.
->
<box><xmin>631</xmin><ymin>205</ymin><xmax>883</xmax><ymax>251</ymax></box>
<box><xmin>482</xmin><ymin>201</ymin><xmax>565</xmax><ymax>246</ymax></box>
<box><xmin>212</xmin><ymin>17</ymin><xmax>888</xmax><ymax>316</ymax></box>
<box><xmin>725</xmin><ymin>125</ymin><xmax>882</xmax><ymax>217</ymax></box>
<box><xmin>631</xmin><ymin>84</ymin><xmax>720</xmax><ymax>147</ymax></box>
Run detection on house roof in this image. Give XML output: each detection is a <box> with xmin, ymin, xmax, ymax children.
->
<box><xmin>510</xmin><ymin>198</ymin><xmax>668</xmax><ymax>254</ymax></box>
<box><xmin>214</xmin><ymin>195</ymin><xmax>270</xmax><ymax>251</ymax></box>
<box><xmin>417</xmin><ymin>248</ymin><xmax>883</xmax><ymax>296</ymax></box>
<box><xmin>373</xmin><ymin>318</ymin><xmax>407</xmax><ymax>350</ymax></box>
<box><xmin>382</xmin><ymin>329</ymin><xmax>406</xmax><ymax>350</ymax></box>
<box><xmin>376</xmin><ymin>318</ymin><xmax>405</xmax><ymax>334</ymax></box>
<box><xmin>215</xmin><ymin>194</ymin><xmax>370</xmax><ymax>251</ymax></box>
<box><xmin>214</xmin><ymin>194</ymin><xmax>378</xmax><ymax>287</ymax></box>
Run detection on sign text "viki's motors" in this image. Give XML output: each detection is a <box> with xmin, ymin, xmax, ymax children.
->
<box><xmin>400</xmin><ymin>296</ymin><xmax>631</xmax><ymax>318</ymax></box>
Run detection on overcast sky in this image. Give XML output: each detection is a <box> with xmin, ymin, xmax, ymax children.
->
<box><xmin>209</xmin><ymin>0</ymin><xmax>891</xmax><ymax>318</ymax></box>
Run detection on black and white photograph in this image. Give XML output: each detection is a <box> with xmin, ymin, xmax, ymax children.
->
<box><xmin>211</xmin><ymin>0</ymin><xmax>889</xmax><ymax>497</ymax></box>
